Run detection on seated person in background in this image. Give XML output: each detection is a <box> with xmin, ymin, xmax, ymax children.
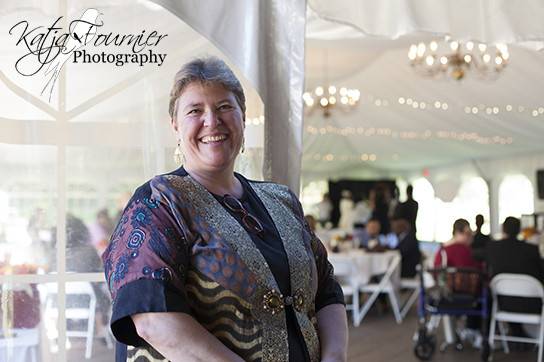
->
<box><xmin>358</xmin><ymin>218</ymin><xmax>387</xmax><ymax>249</ymax></box>
<box><xmin>486</xmin><ymin>217</ymin><xmax>544</xmax><ymax>315</ymax></box>
<box><xmin>352</xmin><ymin>198</ymin><xmax>372</xmax><ymax>228</ymax></box>
<box><xmin>472</xmin><ymin>214</ymin><xmax>491</xmax><ymax>261</ymax></box>
<box><xmin>391</xmin><ymin>217</ymin><xmax>421</xmax><ymax>278</ymax></box>
<box><xmin>434</xmin><ymin>218</ymin><xmax>481</xmax><ymax>269</ymax></box>
<box><xmin>434</xmin><ymin>218</ymin><xmax>483</xmax><ymax>342</ymax></box>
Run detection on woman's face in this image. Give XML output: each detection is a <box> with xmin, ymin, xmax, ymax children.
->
<box><xmin>172</xmin><ymin>81</ymin><xmax>244</xmax><ymax>173</ymax></box>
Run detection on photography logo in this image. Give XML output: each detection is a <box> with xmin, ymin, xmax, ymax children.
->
<box><xmin>8</xmin><ymin>8</ymin><xmax>168</xmax><ymax>102</ymax></box>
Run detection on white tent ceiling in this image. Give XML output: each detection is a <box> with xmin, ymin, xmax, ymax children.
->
<box><xmin>302</xmin><ymin>4</ymin><xmax>544</xmax><ymax>178</ymax></box>
<box><xmin>2</xmin><ymin>0</ymin><xmax>544</xmax><ymax>183</ymax></box>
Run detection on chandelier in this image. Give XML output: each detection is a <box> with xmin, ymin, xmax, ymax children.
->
<box><xmin>303</xmin><ymin>85</ymin><xmax>360</xmax><ymax>117</ymax></box>
<box><xmin>408</xmin><ymin>37</ymin><xmax>509</xmax><ymax>80</ymax></box>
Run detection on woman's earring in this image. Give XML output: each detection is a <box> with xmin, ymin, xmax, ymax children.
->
<box><xmin>241</xmin><ymin>138</ymin><xmax>245</xmax><ymax>154</ymax></box>
<box><xmin>174</xmin><ymin>141</ymin><xmax>184</xmax><ymax>165</ymax></box>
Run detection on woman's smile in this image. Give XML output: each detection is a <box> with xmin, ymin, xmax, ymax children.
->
<box><xmin>173</xmin><ymin>82</ymin><xmax>245</xmax><ymax>173</ymax></box>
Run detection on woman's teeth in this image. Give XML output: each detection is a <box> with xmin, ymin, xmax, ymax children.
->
<box><xmin>202</xmin><ymin>135</ymin><xmax>227</xmax><ymax>143</ymax></box>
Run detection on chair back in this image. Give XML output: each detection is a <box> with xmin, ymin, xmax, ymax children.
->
<box><xmin>331</xmin><ymin>257</ymin><xmax>358</xmax><ymax>288</ymax></box>
<box><xmin>490</xmin><ymin>273</ymin><xmax>544</xmax><ymax>300</ymax></box>
<box><xmin>382</xmin><ymin>253</ymin><xmax>402</xmax><ymax>288</ymax></box>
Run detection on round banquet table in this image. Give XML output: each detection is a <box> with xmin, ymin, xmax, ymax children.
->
<box><xmin>328</xmin><ymin>249</ymin><xmax>401</xmax><ymax>286</ymax></box>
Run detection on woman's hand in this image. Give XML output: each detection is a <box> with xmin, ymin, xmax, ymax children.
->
<box><xmin>132</xmin><ymin>312</ymin><xmax>244</xmax><ymax>362</ymax></box>
<box><xmin>317</xmin><ymin>303</ymin><xmax>348</xmax><ymax>362</ymax></box>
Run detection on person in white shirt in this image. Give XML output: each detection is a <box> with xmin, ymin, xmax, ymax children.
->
<box><xmin>338</xmin><ymin>190</ymin><xmax>354</xmax><ymax>230</ymax></box>
<box><xmin>315</xmin><ymin>193</ymin><xmax>333</xmax><ymax>227</ymax></box>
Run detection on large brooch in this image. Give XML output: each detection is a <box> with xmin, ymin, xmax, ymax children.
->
<box><xmin>263</xmin><ymin>290</ymin><xmax>284</xmax><ymax>315</ymax></box>
<box><xmin>263</xmin><ymin>289</ymin><xmax>305</xmax><ymax>315</ymax></box>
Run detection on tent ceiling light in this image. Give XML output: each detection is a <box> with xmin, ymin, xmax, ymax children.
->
<box><xmin>303</xmin><ymin>86</ymin><xmax>360</xmax><ymax>117</ymax></box>
<box><xmin>408</xmin><ymin>37</ymin><xmax>509</xmax><ymax>81</ymax></box>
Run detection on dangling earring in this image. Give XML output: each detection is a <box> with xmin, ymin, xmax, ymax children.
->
<box><xmin>174</xmin><ymin>141</ymin><xmax>184</xmax><ymax>165</ymax></box>
<box><xmin>241</xmin><ymin>137</ymin><xmax>245</xmax><ymax>154</ymax></box>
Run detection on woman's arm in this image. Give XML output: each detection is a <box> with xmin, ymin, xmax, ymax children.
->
<box><xmin>317</xmin><ymin>303</ymin><xmax>348</xmax><ymax>362</ymax></box>
<box><xmin>132</xmin><ymin>312</ymin><xmax>244</xmax><ymax>362</ymax></box>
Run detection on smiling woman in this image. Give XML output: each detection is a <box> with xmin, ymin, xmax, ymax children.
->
<box><xmin>102</xmin><ymin>57</ymin><xmax>348</xmax><ymax>362</ymax></box>
<box><xmin>173</xmin><ymin>81</ymin><xmax>245</xmax><ymax>181</ymax></box>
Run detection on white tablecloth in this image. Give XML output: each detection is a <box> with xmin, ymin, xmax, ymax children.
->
<box><xmin>0</xmin><ymin>328</ymin><xmax>39</xmax><ymax>362</ymax></box>
<box><xmin>328</xmin><ymin>250</ymin><xmax>401</xmax><ymax>286</ymax></box>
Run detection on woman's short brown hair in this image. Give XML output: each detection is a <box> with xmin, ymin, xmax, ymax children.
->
<box><xmin>168</xmin><ymin>56</ymin><xmax>246</xmax><ymax>119</ymax></box>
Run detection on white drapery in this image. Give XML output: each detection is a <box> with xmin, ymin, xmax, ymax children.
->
<box><xmin>309</xmin><ymin>0</ymin><xmax>544</xmax><ymax>48</ymax></box>
<box><xmin>153</xmin><ymin>0</ymin><xmax>307</xmax><ymax>193</ymax></box>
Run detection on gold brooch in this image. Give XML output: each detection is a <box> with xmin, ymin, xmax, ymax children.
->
<box><xmin>263</xmin><ymin>290</ymin><xmax>284</xmax><ymax>315</ymax></box>
<box><xmin>263</xmin><ymin>289</ymin><xmax>306</xmax><ymax>315</ymax></box>
<box><xmin>293</xmin><ymin>289</ymin><xmax>305</xmax><ymax>312</ymax></box>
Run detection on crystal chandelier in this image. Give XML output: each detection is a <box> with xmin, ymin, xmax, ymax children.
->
<box><xmin>408</xmin><ymin>37</ymin><xmax>509</xmax><ymax>80</ymax></box>
<box><xmin>303</xmin><ymin>85</ymin><xmax>360</xmax><ymax>117</ymax></box>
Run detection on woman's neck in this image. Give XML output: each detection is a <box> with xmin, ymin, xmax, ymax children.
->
<box><xmin>184</xmin><ymin>165</ymin><xmax>243</xmax><ymax>198</ymax></box>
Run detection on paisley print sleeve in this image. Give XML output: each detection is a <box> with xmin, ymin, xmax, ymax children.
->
<box><xmin>102</xmin><ymin>184</ymin><xmax>191</xmax><ymax>347</ymax></box>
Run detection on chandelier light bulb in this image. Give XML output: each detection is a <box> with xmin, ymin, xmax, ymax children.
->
<box><xmin>495</xmin><ymin>56</ymin><xmax>503</xmax><ymax>65</ymax></box>
<box><xmin>417</xmin><ymin>43</ymin><xmax>426</xmax><ymax>57</ymax></box>
<box><xmin>315</xmin><ymin>86</ymin><xmax>324</xmax><ymax>96</ymax></box>
<box><xmin>329</xmin><ymin>96</ymin><xmax>336</xmax><ymax>105</ymax></box>
<box><xmin>440</xmin><ymin>56</ymin><xmax>448</xmax><ymax>65</ymax></box>
<box><xmin>430</xmin><ymin>41</ymin><xmax>438</xmax><ymax>51</ymax></box>
<box><xmin>464</xmin><ymin>54</ymin><xmax>472</xmax><ymax>63</ymax></box>
<box><xmin>482</xmin><ymin>54</ymin><xmax>491</xmax><ymax>63</ymax></box>
<box><xmin>340</xmin><ymin>96</ymin><xmax>348</xmax><ymax>105</ymax></box>
<box><xmin>466</xmin><ymin>41</ymin><xmax>474</xmax><ymax>51</ymax></box>
<box><xmin>478</xmin><ymin>43</ymin><xmax>487</xmax><ymax>52</ymax></box>
<box><xmin>496</xmin><ymin>43</ymin><xmax>508</xmax><ymax>54</ymax></box>
<box><xmin>398</xmin><ymin>97</ymin><xmax>405</xmax><ymax>104</ymax></box>
<box><xmin>450</xmin><ymin>41</ymin><xmax>459</xmax><ymax>51</ymax></box>
<box><xmin>320</xmin><ymin>97</ymin><xmax>328</xmax><ymax>107</ymax></box>
<box><xmin>425</xmin><ymin>55</ymin><xmax>434</xmax><ymax>66</ymax></box>
<box><xmin>339</xmin><ymin>87</ymin><xmax>348</xmax><ymax>96</ymax></box>
<box><xmin>328</xmin><ymin>85</ymin><xmax>337</xmax><ymax>95</ymax></box>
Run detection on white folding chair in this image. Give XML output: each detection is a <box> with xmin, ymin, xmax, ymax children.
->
<box><xmin>357</xmin><ymin>254</ymin><xmax>403</xmax><ymax>325</ymax></box>
<box><xmin>0</xmin><ymin>328</ymin><xmax>40</xmax><ymax>362</ymax></box>
<box><xmin>400</xmin><ymin>276</ymin><xmax>420</xmax><ymax>319</ymax></box>
<box><xmin>43</xmin><ymin>281</ymin><xmax>97</xmax><ymax>359</ymax></box>
<box><xmin>332</xmin><ymin>259</ymin><xmax>361</xmax><ymax>326</ymax></box>
<box><xmin>489</xmin><ymin>273</ymin><xmax>544</xmax><ymax>362</ymax></box>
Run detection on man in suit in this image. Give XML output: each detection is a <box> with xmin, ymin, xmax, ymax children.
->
<box><xmin>486</xmin><ymin>216</ymin><xmax>544</xmax><ymax>339</ymax></box>
<box><xmin>391</xmin><ymin>217</ymin><xmax>421</xmax><ymax>278</ymax></box>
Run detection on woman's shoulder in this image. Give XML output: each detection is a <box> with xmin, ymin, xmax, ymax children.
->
<box><xmin>127</xmin><ymin>167</ymin><xmax>189</xmax><ymax>206</ymax></box>
<box><xmin>239</xmin><ymin>173</ymin><xmax>291</xmax><ymax>195</ymax></box>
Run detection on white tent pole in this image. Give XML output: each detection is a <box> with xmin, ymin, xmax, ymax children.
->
<box><xmin>488</xmin><ymin>179</ymin><xmax>500</xmax><ymax>237</ymax></box>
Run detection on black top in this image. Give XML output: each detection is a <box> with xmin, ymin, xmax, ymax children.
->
<box><xmin>486</xmin><ymin>237</ymin><xmax>544</xmax><ymax>313</ymax></box>
<box><xmin>396</xmin><ymin>231</ymin><xmax>421</xmax><ymax>278</ymax></box>
<box><xmin>109</xmin><ymin>167</ymin><xmax>344</xmax><ymax>361</ymax></box>
<box><xmin>211</xmin><ymin>173</ymin><xmax>310</xmax><ymax>362</ymax></box>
